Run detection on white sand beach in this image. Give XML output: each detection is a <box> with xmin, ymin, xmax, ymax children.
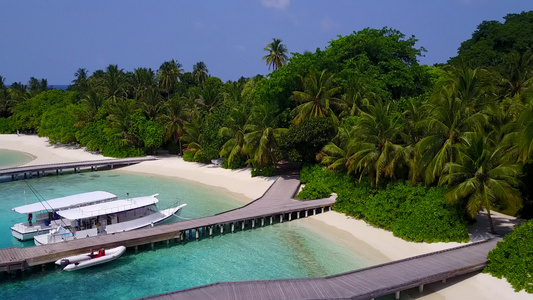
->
<box><xmin>0</xmin><ymin>134</ymin><xmax>529</xmax><ymax>300</ymax></box>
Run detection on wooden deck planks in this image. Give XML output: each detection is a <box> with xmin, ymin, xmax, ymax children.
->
<box><xmin>140</xmin><ymin>239</ymin><xmax>499</xmax><ymax>300</ymax></box>
<box><xmin>0</xmin><ymin>157</ymin><xmax>156</xmax><ymax>177</ymax></box>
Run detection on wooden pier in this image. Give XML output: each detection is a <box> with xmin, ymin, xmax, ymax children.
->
<box><xmin>140</xmin><ymin>238</ymin><xmax>499</xmax><ymax>300</ymax></box>
<box><xmin>0</xmin><ymin>175</ymin><xmax>335</xmax><ymax>272</ymax></box>
<box><xmin>0</xmin><ymin>157</ymin><xmax>157</xmax><ymax>180</ymax></box>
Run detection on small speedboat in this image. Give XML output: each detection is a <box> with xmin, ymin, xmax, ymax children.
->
<box><xmin>55</xmin><ymin>246</ymin><xmax>126</xmax><ymax>271</ymax></box>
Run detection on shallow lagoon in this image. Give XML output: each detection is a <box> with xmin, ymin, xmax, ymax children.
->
<box><xmin>0</xmin><ymin>149</ymin><xmax>35</xmax><ymax>168</ymax></box>
<box><xmin>0</xmin><ymin>162</ymin><xmax>371</xmax><ymax>299</ymax></box>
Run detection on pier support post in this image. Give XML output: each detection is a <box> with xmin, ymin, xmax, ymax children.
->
<box><xmin>252</xmin><ymin>219</ymin><xmax>255</xmax><ymax>228</ymax></box>
<box><xmin>297</xmin><ymin>211</ymin><xmax>300</xmax><ymax>219</ymax></box>
<box><xmin>180</xmin><ymin>232</ymin><xmax>184</xmax><ymax>241</ymax></box>
<box><xmin>442</xmin><ymin>279</ymin><xmax>446</xmax><ymax>283</ymax></box>
<box><xmin>280</xmin><ymin>214</ymin><xmax>283</xmax><ymax>223</ymax></box>
<box><xmin>151</xmin><ymin>242</ymin><xmax>154</xmax><ymax>250</ymax></box>
<box><xmin>135</xmin><ymin>245</ymin><xmax>138</xmax><ymax>254</ymax></box>
<box><xmin>196</xmin><ymin>229</ymin><xmax>199</xmax><ymax>239</ymax></box>
<box><xmin>288</xmin><ymin>213</ymin><xmax>292</xmax><ymax>221</ymax></box>
<box><xmin>419</xmin><ymin>284</ymin><xmax>424</xmax><ymax>293</ymax></box>
<box><xmin>261</xmin><ymin>218</ymin><xmax>264</xmax><ymax>227</ymax></box>
<box><xmin>241</xmin><ymin>221</ymin><xmax>245</xmax><ymax>231</ymax></box>
<box><xmin>270</xmin><ymin>216</ymin><xmax>273</xmax><ymax>225</ymax></box>
<box><xmin>209</xmin><ymin>226</ymin><xmax>213</xmax><ymax>236</ymax></box>
<box><xmin>395</xmin><ymin>291</ymin><xmax>400</xmax><ymax>300</ymax></box>
<box><xmin>231</xmin><ymin>223</ymin><xmax>234</xmax><ymax>233</ymax></box>
<box><xmin>220</xmin><ymin>224</ymin><xmax>224</xmax><ymax>234</ymax></box>
<box><xmin>305</xmin><ymin>210</ymin><xmax>308</xmax><ymax>217</ymax></box>
<box><xmin>166</xmin><ymin>240</ymin><xmax>170</xmax><ymax>246</ymax></box>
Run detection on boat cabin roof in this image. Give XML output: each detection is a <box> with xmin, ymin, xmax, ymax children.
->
<box><xmin>12</xmin><ymin>191</ymin><xmax>118</xmax><ymax>214</ymax></box>
<box><xmin>57</xmin><ymin>194</ymin><xmax>159</xmax><ymax>220</ymax></box>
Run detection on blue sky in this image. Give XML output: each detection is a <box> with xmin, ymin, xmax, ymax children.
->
<box><xmin>1</xmin><ymin>1</ymin><xmax>531</xmax><ymax>85</ymax></box>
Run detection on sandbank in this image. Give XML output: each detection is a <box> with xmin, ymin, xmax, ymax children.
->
<box><xmin>0</xmin><ymin>134</ymin><xmax>529</xmax><ymax>299</ymax></box>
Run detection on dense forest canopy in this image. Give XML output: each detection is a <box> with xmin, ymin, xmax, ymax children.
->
<box><xmin>0</xmin><ymin>12</ymin><xmax>532</xmax><ymax>230</ymax></box>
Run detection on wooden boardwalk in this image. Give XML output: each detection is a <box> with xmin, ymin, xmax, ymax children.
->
<box><xmin>0</xmin><ymin>157</ymin><xmax>156</xmax><ymax>179</ymax></box>
<box><xmin>140</xmin><ymin>239</ymin><xmax>499</xmax><ymax>300</ymax></box>
<box><xmin>0</xmin><ymin>175</ymin><xmax>335</xmax><ymax>272</ymax></box>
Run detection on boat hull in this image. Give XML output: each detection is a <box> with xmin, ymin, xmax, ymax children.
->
<box><xmin>10</xmin><ymin>227</ymin><xmax>50</xmax><ymax>241</ymax></box>
<box><xmin>55</xmin><ymin>246</ymin><xmax>126</xmax><ymax>271</ymax></box>
<box><xmin>34</xmin><ymin>203</ymin><xmax>187</xmax><ymax>246</ymax></box>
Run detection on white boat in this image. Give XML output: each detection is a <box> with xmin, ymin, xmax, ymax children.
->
<box><xmin>55</xmin><ymin>246</ymin><xmax>127</xmax><ymax>271</ymax></box>
<box><xmin>34</xmin><ymin>193</ymin><xmax>186</xmax><ymax>246</ymax></box>
<box><xmin>11</xmin><ymin>191</ymin><xmax>118</xmax><ymax>241</ymax></box>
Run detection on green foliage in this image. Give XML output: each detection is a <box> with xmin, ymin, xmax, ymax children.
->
<box><xmin>129</xmin><ymin>112</ymin><xmax>164</xmax><ymax>154</ymax></box>
<box><xmin>297</xmin><ymin>165</ymin><xmax>470</xmax><ymax>242</ymax></box>
<box><xmin>392</xmin><ymin>186</ymin><xmax>470</xmax><ymax>242</ymax></box>
<box><xmin>39</xmin><ymin>104</ymin><xmax>82</xmax><ymax>144</ymax></box>
<box><xmin>296</xmin><ymin>181</ymin><xmax>331</xmax><ymax>200</ymax></box>
<box><xmin>221</xmin><ymin>154</ymin><xmax>245</xmax><ymax>170</ymax></box>
<box><xmin>484</xmin><ymin>220</ymin><xmax>533</xmax><ymax>293</ymax></box>
<box><xmin>450</xmin><ymin>11</ymin><xmax>533</xmax><ymax>68</ymax></box>
<box><xmin>251</xmin><ymin>164</ymin><xmax>276</xmax><ymax>177</ymax></box>
<box><xmin>0</xmin><ymin>118</ymin><xmax>14</xmax><ymax>133</ymax></box>
<box><xmin>182</xmin><ymin>150</ymin><xmax>195</xmax><ymax>162</ymax></box>
<box><xmin>278</xmin><ymin>118</ymin><xmax>336</xmax><ymax>163</ymax></box>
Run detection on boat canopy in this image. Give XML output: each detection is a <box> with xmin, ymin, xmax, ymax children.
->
<box><xmin>12</xmin><ymin>191</ymin><xmax>118</xmax><ymax>214</ymax></box>
<box><xmin>57</xmin><ymin>194</ymin><xmax>159</xmax><ymax>220</ymax></box>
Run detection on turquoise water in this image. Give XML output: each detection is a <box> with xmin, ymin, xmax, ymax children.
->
<box><xmin>0</xmin><ymin>166</ymin><xmax>371</xmax><ymax>299</ymax></box>
<box><xmin>0</xmin><ymin>149</ymin><xmax>35</xmax><ymax>168</ymax></box>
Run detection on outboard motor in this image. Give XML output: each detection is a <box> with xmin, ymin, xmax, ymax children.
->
<box><xmin>60</xmin><ymin>259</ymin><xmax>70</xmax><ymax>267</ymax></box>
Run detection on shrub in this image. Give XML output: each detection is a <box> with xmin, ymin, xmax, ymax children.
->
<box><xmin>297</xmin><ymin>165</ymin><xmax>470</xmax><ymax>243</ymax></box>
<box><xmin>222</xmin><ymin>154</ymin><xmax>245</xmax><ymax>170</ymax></box>
<box><xmin>484</xmin><ymin>220</ymin><xmax>533</xmax><ymax>293</ymax></box>
<box><xmin>296</xmin><ymin>181</ymin><xmax>331</xmax><ymax>200</ymax></box>
<box><xmin>182</xmin><ymin>150</ymin><xmax>195</xmax><ymax>162</ymax></box>
<box><xmin>392</xmin><ymin>186</ymin><xmax>470</xmax><ymax>242</ymax></box>
<box><xmin>251</xmin><ymin>164</ymin><xmax>276</xmax><ymax>177</ymax></box>
<box><xmin>0</xmin><ymin>117</ymin><xmax>14</xmax><ymax>133</ymax></box>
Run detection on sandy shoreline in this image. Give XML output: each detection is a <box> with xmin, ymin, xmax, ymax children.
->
<box><xmin>0</xmin><ymin>134</ymin><xmax>529</xmax><ymax>299</ymax></box>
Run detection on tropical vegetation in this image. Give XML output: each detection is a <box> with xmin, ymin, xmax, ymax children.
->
<box><xmin>0</xmin><ymin>11</ymin><xmax>532</xmax><ymax>240</ymax></box>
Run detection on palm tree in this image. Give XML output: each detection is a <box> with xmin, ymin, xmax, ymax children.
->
<box><xmin>345</xmin><ymin>99</ymin><xmax>405</xmax><ymax>187</ymax></box>
<box><xmin>243</xmin><ymin>105</ymin><xmax>287</xmax><ymax>167</ymax></box>
<box><xmin>81</xmin><ymin>90</ymin><xmax>106</xmax><ymax>120</ymax></box>
<box><xmin>138</xmin><ymin>87</ymin><xmax>163</xmax><ymax>120</ymax></box>
<box><xmin>291</xmin><ymin>70</ymin><xmax>341</xmax><ymax>125</ymax></box>
<box><xmin>498</xmin><ymin>50</ymin><xmax>533</xmax><ymax>98</ymax></box>
<box><xmin>219</xmin><ymin>105</ymin><xmax>249</xmax><ymax>165</ymax></box>
<box><xmin>104</xmin><ymin>65</ymin><xmax>128</xmax><ymax>100</ymax></box>
<box><xmin>416</xmin><ymin>67</ymin><xmax>491</xmax><ymax>185</ymax></box>
<box><xmin>316</xmin><ymin>125</ymin><xmax>357</xmax><ymax>172</ymax></box>
<box><xmin>514</xmin><ymin>107</ymin><xmax>533</xmax><ymax>163</ymax></box>
<box><xmin>439</xmin><ymin>131</ymin><xmax>522</xmax><ymax>234</ymax></box>
<box><xmin>262</xmin><ymin>38</ymin><xmax>288</xmax><ymax>70</ymax></box>
<box><xmin>28</xmin><ymin>77</ymin><xmax>47</xmax><ymax>96</ymax></box>
<box><xmin>338</xmin><ymin>85</ymin><xmax>373</xmax><ymax>118</ymax></box>
<box><xmin>182</xmin><ymin>114</ymin><xmax>206</xmax><ymax>160</ymax></box>
<box><xmin>158</xmin><ymin>95</ymin><xmax>189</xmax><ymax>155</ymax></box>
<box><xmin>157</xmin><ymin>60</ymin><xmax>183</xmax><ymax>98</ymax></box>
<box><xmin>106</xmin><ymin>98</ymin><xmax>137</xmax><ymax>147</ymax></box>
<box><xmin>131</xmin><ymin>68</ymin><xmax>156</xmax><ymax>100</ymax></box>
<box><xmin>192</xmin><ymin>62</ymin><xmax>209</xmax><ymax>87</ymax></box>
<box><xmin>71</xmin><ymin>68</ymin><xmax>89</xmax><ymax>95</ymax></box>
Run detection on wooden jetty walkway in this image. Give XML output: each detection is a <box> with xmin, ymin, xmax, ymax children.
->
<box><xmin>0</xmin><ymin>157</ymin><xmax>156</xmax><ymax>180</ymax></box>
<box><xmin>141</xmin><ymin>238</ymin><xmax>499</xmax><ymax>300</ymax></box>
<box><xmin>0</xmin><ymin>175</ymin><xmax>335</xmax><ymax>272</ymax></box>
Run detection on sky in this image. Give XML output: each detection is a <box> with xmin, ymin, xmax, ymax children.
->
<box><xmin>0</xmin><ymin>0</ymin><xmax>531</xmax><ymax>85</ymax></box>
